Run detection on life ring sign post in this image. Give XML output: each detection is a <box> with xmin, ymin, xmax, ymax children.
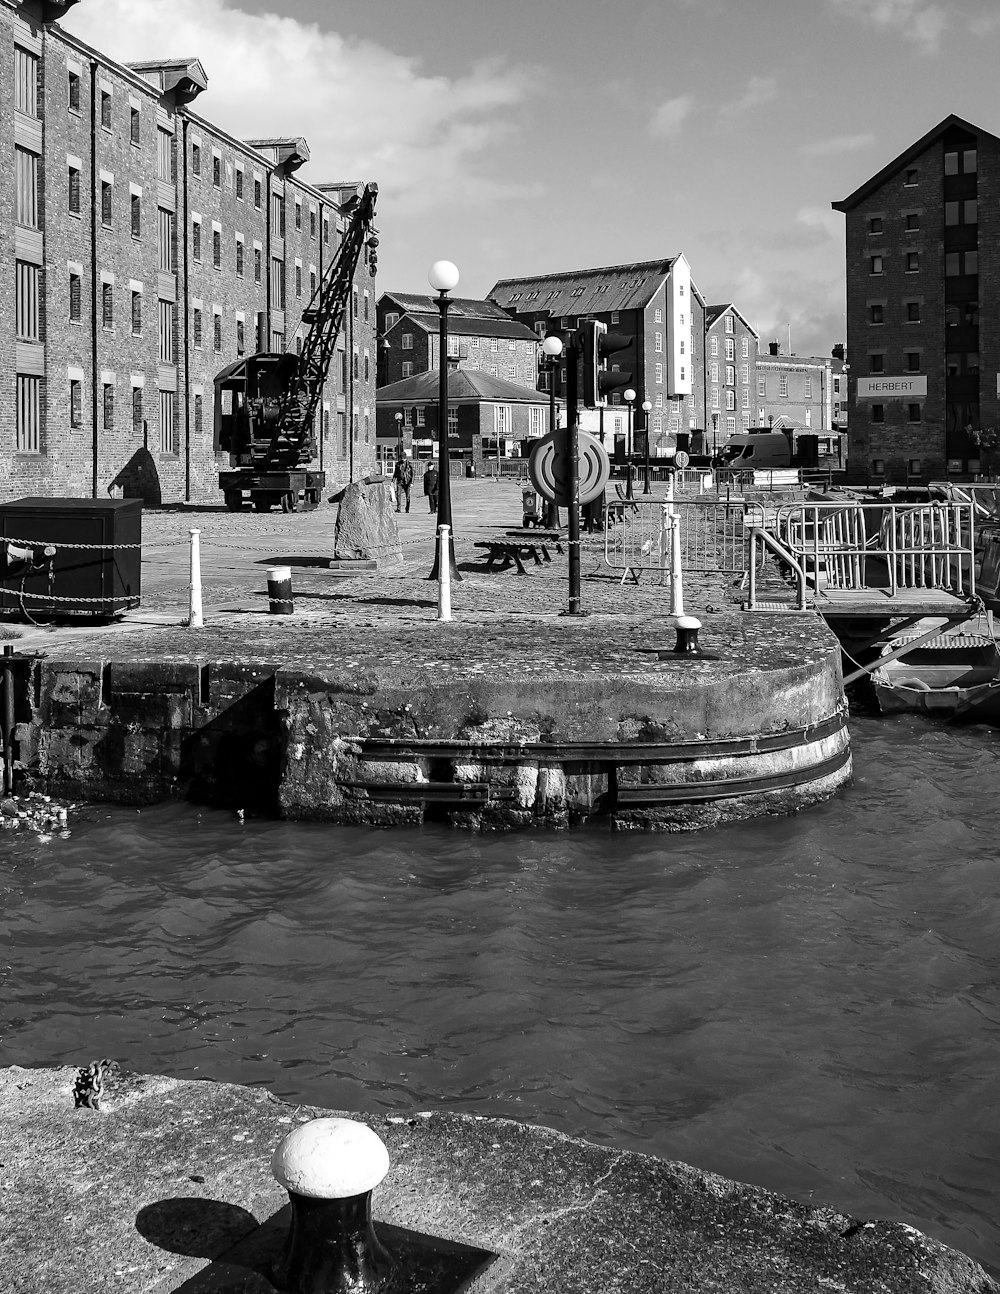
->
<box><xmin>528</xmin><ymin>350</ymin><xmax>611</xmax><ymax>616</ymax></box>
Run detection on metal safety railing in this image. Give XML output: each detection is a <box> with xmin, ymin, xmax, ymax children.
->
<box><xmin>603</xmin><ymin>497</ymin><xmax>761</xmax><ymax>583</ymax></box>
<box><xmin>744</xmin><ymin>499</ymin><xmax>978</xmax><ymax>610</ymax></box>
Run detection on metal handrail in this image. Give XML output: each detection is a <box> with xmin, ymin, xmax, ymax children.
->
<box><xmin>746</xmin><ymin>527</ymin><xmax>808</xmax><ymax>611</ymax></box>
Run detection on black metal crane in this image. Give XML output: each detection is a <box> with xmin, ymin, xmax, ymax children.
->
<box><xmin>216</xmin><ymin>182</ymin><xmax>378</xmax><ymax>512</ymax></box>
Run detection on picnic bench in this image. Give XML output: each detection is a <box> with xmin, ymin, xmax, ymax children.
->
<box><xmin>474</xmin><ymin>529</ymin><xmax>564</xmax><ymax>574</ymax></box>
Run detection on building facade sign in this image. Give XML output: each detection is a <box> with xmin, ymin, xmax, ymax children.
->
<box><xmin>856</xmin><ymin>376</ymin><xmax>927</xmax><ymax>399</ymax></box>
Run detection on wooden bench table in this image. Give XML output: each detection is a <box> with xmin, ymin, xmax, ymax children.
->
<box><xmin>474</xmin><ymin>531</ymin><xmax>564</xmax><ymax>574</ymax></box>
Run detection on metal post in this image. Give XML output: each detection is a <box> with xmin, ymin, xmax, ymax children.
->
<box><xmin>188</xmin><ymin>528</ymin><xmax>203</xmax><ymax>629</ymax></box>
<box><xmin>565</xmin><ymin>337</ymin><xmax>584</xmax><ymax>616</ymax></box>
<box><xmin>625</xmin><ymin>398</ymin><xmax>635</xmax><ymax>500</ymax></box>
<box><xmin>428</xmin><ymin>288</ymin><xmax>461</xmax><ymax>581</ymax></box>
<box><xmin>2</xmin><ymin>644</ymin><xmax>14</xmax><ymax>796</ymax></box>
<box><xmin>643</xmin><ymin>407</ymin><xmax>652</xmax><ymax>495</ymax></box>
<box><xmin>437</xmin><ymin>524</ymin><xmax>452</xmax><ymax>621</ymax></box>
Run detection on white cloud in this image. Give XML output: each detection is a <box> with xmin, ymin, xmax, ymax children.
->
<box><xmin>62</xmin><ymin>0</ymin><xmax>538</xmax><ymax>214</ymax></box>
<box><xmin>800</xmin><ymin>132</ymin><xmax>876</xmax><ymax>157</ymax></box>
<box><xmin>717</xmin><ymin>76</ymin><xmax>777</xmax><ymax>122</ymax></box>
<box><xmin>826</xmin><ymin>0</ymin><xmax>950</xmax><ymax>51</ymax></box>
<box><xmin>650</xmin><ymin>94</ymin><xmax>695</xmax><ymax>139</ymax></box>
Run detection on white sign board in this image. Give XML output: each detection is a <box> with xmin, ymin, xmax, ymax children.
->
<box><xmin>856</xmin><ymin>376</ymin><xmax>927</xmax><ymax>399</ymax></box>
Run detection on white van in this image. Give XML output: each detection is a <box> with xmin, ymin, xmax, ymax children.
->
<box><xmin>719</xmin><ymin>431</ymin><xmax>790</xmax><ymax>470</ymax></box>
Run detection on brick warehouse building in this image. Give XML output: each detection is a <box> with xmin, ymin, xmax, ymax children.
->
<box><xmin>488</xmin><ymin>257</ymin><xmax>706</xmax><ymax>458</ymax></box>
<box><xmin>833</xmin><ymin>114</ymin><xmax>1000</xmax><ymax>484</ymax></box>
<box><xmin>704</xmin><ymin>304</ymin><xmax>759</xmax><ymax>454</ymax></box>
<box><xmin>2</xmin><ymin>0</ymin><xmax>377</xmax><ymax>506</ymax></box>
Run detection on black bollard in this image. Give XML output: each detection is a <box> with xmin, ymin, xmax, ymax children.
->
<box><xmin>673</xmin><ymin>615</ymin><xmax>703</xmax><ymax>655</ymax></box>
<box><xmin>267</xmin><ymin>565</ymin><xmax>294</xmax><ymax>615</ymax></box>
<box><xmin>271</xmin><ymin>1118</ymin><xmax>395</xmax><ymax>1294</ymax></box>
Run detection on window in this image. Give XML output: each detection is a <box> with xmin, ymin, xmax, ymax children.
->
<box><xmin>254</xmin><ymin>178</ymin><xmax>262</xmax><ymax>209</ymax></box>
<box><xmin>725</xmin><ymin>338</ymin><xmax>735</xmax><ymax>361</ymax></box>
<box><xmin>869</xmin><ymin>303</ymin><xmax>884</xmax><ymax>324</ymax></box>
<box><xmin>212</xmin><ymin>153</ymin><xmax>222</xmax><ymax>187</ymax></box>
<box><xmin>14</xmin><ymin>47</ymin><xmax>38</xmax><ymax>116</ymax></box>
<box><xmin>101</xmin><ymin>179</ymin><xmax>113</xmax><ymax>228</ymax></box>
<box><xmin>159</xmin><ymin>209</ymin><xmax>175</xmax><ymax>272</ymax></box>
<box><xmin>15</xmin><ymin>148</ymin><xmax>39</xmax><ymax>228</ymax></box>
<box><xmin>156</xmin><ymin>129</ymin><xmax>172</xmax><ymax>182</ymax></box>
<box><xmin>711</xmin><ymin>336</ymin><xmax>718</xmax><ymax>357</ymax></box>
<box><xmin>272</xmin><ymin>193</ymin><xmax>285</xmax><ymax>236</ymax></box>
<box><xmin>870</xmin><ymin>255</ymin><xmax>883</xmax><ymax>274</ymax></box>
<box><xmin>235</xmin><ymin>168</ymin><xmax>244</xmax><ymax>200</ymax></box>
<box><xmin>254</xmin><ymin>247</ymin><xmax>262</xmax><ymax>283</ymax></box>
<box><xmin>191</xmin><ymin>217</ymin><xmax>201</xmax><ymax>263</ymax></box>
<box><xmin>710</xmin><ymin>362</ymin><xmax>719</xmax><ymax>382</ymax></box>
<box><xmin>905</xmin><ymin>352</ymin><xmax>920</xmax><ymax>372</ymax></box>
<box><xmin>653</xmin><ymin>331</ymin><xmax>663</xmax><ymax>353</ymax></box>
<box><xmin>102</xmin><ymin>281</ymin><xmax>114</xmax><ymax>330</ymax></box>
<box><xmin>906</xmin><ymin>301</ymin><xmax>920</xmax><ymax>322</ymax></box>
<box><xmin>804</xmin><ymin>376</ymin><xmax>812</xmax><ymax>398</ymax></box>
<box><xmin>966</xmin><ymin>250</ymin><xmax>979</xmax><ymax>275</ymax></box>
<box><xmin>868</xmin><ymin>216</ymin><xmax>883</xmax><ymax>234</ymax></box>
<box><xmin>401</xmin><ymin>333</ymin><xmax>413</xmax><ymax>351</ymax></box>
<box><xmin>271</xmin><ymin>258</ymin><xmax>286</xmax><ymax>308</ymax></box>
<box><xmin>213</xmin><ymin>228</ymin><xmax>222</xmax><ymax>270</ymax></box>
<box><xmin>742</xmin><ymin>337</ymin><xmax>749</xmax><ymax>358</ymax></box>
<box><xmin>295</xmin><ymin>199</ymin><xmax>302</xmax><ymax>231</ymax></box>
<box><xmin>907</xmin><ymin>404</ymin><xmax>922</xmax><ymax>423</ymax></box>
<box><xmin>295</xmin><ymin>263</ymin><xmax>302</xmax><ymax>298</ymax></box>
<box><xmin>401</xmin><ymin>361</ymin><xmax>413</xmax><ymax>378</ymax></box>
<box><xmin>16</xmin><ymin>376</ymin><xmax>40</xmax><ymax>453</ymax></box>
<box><xmin>654</xmin><ymin>308</ymin><xmax>662</xmax><ymax>323</ymax></box>
<box><xmin>70</xmin><ymin>379</ymin><xmax>82</xmax><ymax>428</ymax></box>
<box><xmin>655</xmin><ymin>363</ymin><xmax>663</xmax><ymax>383</ymax></box>
<box><xmin>103</xmin><ymin>384</ymin><xmax>115</xmax><ymax>430</ymax></box>
<box><xmin>131</xmin><ymin>290</ymin><xmax>142</xmax><ymax>335</ymax></box>
<box><xmin>67</xmin><ymin>69</ymin><xmax>81</xmax><ymax>112</ymax></box>
<box><xmin>742</xmin><ymin>365</ymin><xmax>750</xmax><ymax>386</ymax></box>
<box><xmin>130</xmin><ymin>106</ymin><xmax>140</xmax><ymax>145</ymax></box>
<box><xmin>611</xmin><ymin>311</ymin><xmax>619</xmax><ymax>324</ymax></box>
<box><xmin>16</xmin><ymin>262</ymin><xmax>39</xmax><ymax>341</ymax></box>
<box><xmin>131</xmin><ymin>192</ymin><xmax>142</xmax><ymax>239</ymax></box>
<box><xmin>213</xmin><ymin>312</ymin><xmax>222</xmax><ymax>352</ymax></box>
<box><xmin>906</xmin><ymin>252</ymin><xmax>919</xmax><ymax>272</ymax></box>
<box><xmin>236</xmin><ymin>318</ymin><xmax>245</xmax><ymax>355</ymax></box>
<box><xmin>132</xmin><ymin>387</ymin><xmax>143</xmax><ymax>434</ymax></box>
<box><xmin>779</xmin><ymin>375</ymin><xmax>788</xmax><ymax>397</ymax></box>
<box><xmin>69</xmin><ymin>271</ymin><xmax>82</xmax><ymax>323</ymax></box>
<box><xmin>159</xmin><ymin>390</ymin><xmax>176</xmax><ymax>455</ymax></box>
<box><xmin>871</xmin><ymin>404</ymin><xmax>885</xmax><ymax>423</ymax></box>
<box><xmin>100</xmin><ymin>90</ymin><xmax>111</xmax><ymax>130</ymax></box>
<box><xmin>725</xmin><ymin>314</ymin><xmax>734</xmax><ymax>333</ymax></box>
<box><xmin>193</xmin><ymin>307</ymin><xmax>203</xmax><ymax>349</ymax></box>
<box><xmin>904</xmin><ymin>168</ymin><xmax>918</xmax><ymax>186</ymax></box>
<box><xmin>869</xmin><ymin>354</ymin><xmax>885</xmax><ymax>373</ymax></box>
<box><xmin>757</xmin><ymin>376</ymin><xmax>766</xmax><ymax>397</ymax></box>
<box><xmin>236</xmin><ymin>238</ymin><xmax>244</xmax><ymax>278</ymax></box>
<box><xmin>310</xmin><ymin>268</ymin><xmax>317</xmax><ymax>297</ymax></box>
<box><xmin>726</xmin><ymin>365</ymin><xmax>735</xmax><ymax>386</ymax></box>
<box><xmin>192</xmin><ymin>142</ymin><xmax>201</xmax><ymax>176</ymax></box>
<box><xmin>158</xmin><ymin>300</ymin><xmax>174</xmax><ymax>363</ymax></box>
<box><xmin>68</xmin><ymin>164</ymin><xmax>81</xmax><ymax>215</ymax></box>
<box><xmin>323</xmin><ymin>216</ymin><xmax>330</xmax><ymax>245</ymax></box>
<box><xmin>310</xmin><ymin>208</ymin><xmax>317</xmax><ymax>238</ymax></box>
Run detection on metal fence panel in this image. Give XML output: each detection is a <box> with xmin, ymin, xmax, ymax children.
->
<box><xmin>603</xmin><ymin>500</ymin><xmax>751</xmax><ymax>579</ymax></box>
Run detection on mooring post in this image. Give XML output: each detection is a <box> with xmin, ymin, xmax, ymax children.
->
<box><xmin>271</xmin><ymin>1117</ymin><xmax>395</xmax><ymax>1294</ymax></box>
<box><xmin>437</xmin><ymin>523</ymin><xmax>452</xmax><ymax>621</ymax></box>
<box><xmin>1</xmin><ymin>644</ymin><xmax>14</xmax><ymax>795</ymax></box>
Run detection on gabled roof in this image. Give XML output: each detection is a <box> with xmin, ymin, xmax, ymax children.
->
<box><xmin>487</xmin><ymin>257</ymin><xmax>704</xmax><ymax>318</ymax></box>
<box><xmin>379</xmin><ymin>293</ymin><xmax>518</xmax><ymax>322</ymax></box>
<box><xmin>832</xmin><ymin>114</ymin><xmax>998</xmax><ymax>212</ymax></box>
<box><xmin>384</xmin><ymin>312</ymin><xmax>538</xmax><ymax>342</ymax></box>
<box><xmin>705</xmin><ymin>303</ymin><xmax>759</xmax><ymax>338</ymax></box>
<box><xmin>378</xmin><ymin>368</ymin><xmax>549</xmax><ymax>405</ymax></box>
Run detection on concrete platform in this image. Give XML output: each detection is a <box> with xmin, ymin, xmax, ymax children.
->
<box><xmin>1</xmin><ymin>1064</ymin><xmax>994</xmax><ymax>1294</ymax></box>
<box><xmin>0</xmin><ymin>479</ymin><xmax>851</xmax><ymax>829</ymax></box>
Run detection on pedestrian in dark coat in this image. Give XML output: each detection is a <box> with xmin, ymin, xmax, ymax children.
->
<box><xmin>423</xmin><ymin>463</ymin><xmax>440</xmax><ymax>513</ymax></box>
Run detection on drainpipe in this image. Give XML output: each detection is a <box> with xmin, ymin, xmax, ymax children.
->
<box><xmin>181</xmin><ymin>117</ymin><xmax>191</xmax><ymax>500</ymax></box>
<box><xmin>348</xmin><ymin>233</ymin><xmax>355</xmax><ymax>482</ymax></box>
<box><xmin>89</xmin><ymin>59</ymin><xmax>99</xmax><ymax>498</ymax></box>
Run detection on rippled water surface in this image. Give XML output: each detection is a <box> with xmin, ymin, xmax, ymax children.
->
<box><xmin>2</xmin><ymin>714</ymin><xmax>999</xmax><ymax>1273</ymax></box>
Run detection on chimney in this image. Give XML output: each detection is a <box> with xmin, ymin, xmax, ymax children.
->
<box><xmin>832</xmin><ymin>343</ymin><xmax>845</xmax><ymax>361</ymax></box>
<box><xmin>768</xmin><ymin>341</ymin><xmax>780</xmax><ymax>356</ymax></box>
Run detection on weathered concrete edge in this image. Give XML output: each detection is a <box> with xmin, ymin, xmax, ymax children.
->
<box><xmin>1</xmin><ymin>1065</ymin><xmax>994</xmax><ymax>1294</ymax></box>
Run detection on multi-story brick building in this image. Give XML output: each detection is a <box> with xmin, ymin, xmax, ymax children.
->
<box><xmin>753</xmin><ymin>345</ymin><xmax>837</xmax><ymax>432</ymax></box>
<box><xmin>2</xmin><ymin>0</ymin><xmax>377</xmax><ymax>506</ymax></box>
<box><xmin>832</xmin><ymin>113</ymin><xmax>1000</xmax><ymax>484</ymax></box>
<box><xmin>376</xmin><ymin>293</ymin><xmax>539</xmax><ymax>388</ymax></box>
<box><xmin>487</xmin><ymin>257</ymin><xmax>706</xmax><ymax>458</ymax></box>
<box><xmin>703</xmin><ymin>304</ymin><xmax>759</xmax><ymax>454</ymax></box>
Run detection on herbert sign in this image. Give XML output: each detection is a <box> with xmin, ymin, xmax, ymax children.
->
<box><xmin>856</xmin><ymin>376</ymin><xmax>927</xmax><ymax>399</ymax></box>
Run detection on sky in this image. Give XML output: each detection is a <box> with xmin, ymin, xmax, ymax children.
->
<box><xmin>64</xmin><ymin>0</ymin><xmax>1000</xmax><ymax>358</ymax></box>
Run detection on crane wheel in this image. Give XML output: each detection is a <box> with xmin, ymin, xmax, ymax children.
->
<box><xmin>281</xmin><ymin>492</ymin><xmax>297</xmax><ymax>513</ymax></box>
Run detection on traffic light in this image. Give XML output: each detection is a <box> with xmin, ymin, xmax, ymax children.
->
<box><xmin>580</xmin><ymin>319</ymin><xmax>632</xmax><ymax>409</ymax></box>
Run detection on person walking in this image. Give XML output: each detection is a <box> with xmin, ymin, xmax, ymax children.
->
<box><xmin>423</xmin><ymin>461</ymin><xmax>439</xmax><ymax>513</ymax></box>
<box><xmin>392</xmin><ymin>453</ymin><xmax>413</xmax><ymax>513</ymax></box>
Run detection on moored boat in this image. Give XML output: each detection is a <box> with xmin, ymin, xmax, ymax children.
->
<box><xmin>872</xmin><ymin>632</ymin><xmax>1000</xmax><ymax>722</ymax></box>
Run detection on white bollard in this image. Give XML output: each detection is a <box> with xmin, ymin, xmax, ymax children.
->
<box><xmin>670</xmin><ymin>512</ymin><xmax>684</xmax><ymax>618</ymax></box>
<box><xmin>188</xmin><ymin>528</ymin><xmax>203</xmax><ymax>629</ymax></box>
<box><xmin>437</xmin><ymin>523</ymin><xmax>452</xmax><ymax>622</ymax></box>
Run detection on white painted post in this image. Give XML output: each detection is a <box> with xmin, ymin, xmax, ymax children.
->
<box><xmin>658</xmin><ymin>504</ymin><xmax>670</xmax><ymax>586</ymax></box>
<box><xmin>670</xmin><ymin>513</ymin><xmax>684</xmax><ymax>618</ymax></box>
<box><xmin>188</xmin><ymin>528</ymin><xmax>203</xmax><ymax>629</ymax></box>
<box><xmin>437</xmin><ymin>523</ymin><xmax>452</xmax><ymax>621</ymax></box>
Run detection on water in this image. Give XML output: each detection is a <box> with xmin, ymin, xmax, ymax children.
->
<box><xmin>2</xmin><ymin>714</ymin><xmax>999</xmax><ymax>1275</ymax></box>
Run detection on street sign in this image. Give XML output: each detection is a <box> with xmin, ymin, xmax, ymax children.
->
<box><xmin>674</xmin><ymin>450</ymin><xmax>690</xmax><ymax>469</ymax></box>
<box><xmin>528</xmin><ymin>429</ymin><xmax>611</xmax><ymax>506</ymax></box>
